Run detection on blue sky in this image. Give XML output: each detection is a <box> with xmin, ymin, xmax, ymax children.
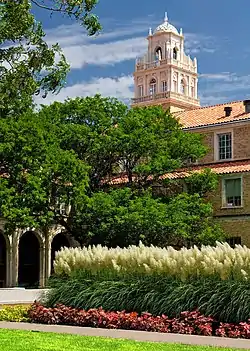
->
<box><xmin>33</xmin><ymin>0</ymin><xmax>250</xmax><ymax>106</ymax></box>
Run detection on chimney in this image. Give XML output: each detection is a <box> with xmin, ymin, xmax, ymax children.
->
<box><xmin>224</xmin><ymin>106</ymin><xmax>232</xmax><ymax>117</ymax></box>
<box><xmin>244</xmin><ymin>100</ymin><xmax>250</xmax><ymax>113</ymax></box>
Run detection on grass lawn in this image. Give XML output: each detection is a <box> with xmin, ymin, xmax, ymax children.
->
<box><xmin>0</xmin><ymin>329</ymin><xmax>244</xmax><ymax>351</ymax></box>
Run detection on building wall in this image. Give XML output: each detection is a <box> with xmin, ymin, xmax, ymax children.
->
<box><xmin>209</xmin><ymin>173</ymin><xmax>250</xmax><ymax>215</ymax></box>
<box><xmin>192</xmin><ymin>124</ymin><xmax>250</xmax><ymax>165</ymax></box>
<box><xmin>215</xmin><ymin>218</ymin><xmax>250</xmax><ymax>247</ymax></box>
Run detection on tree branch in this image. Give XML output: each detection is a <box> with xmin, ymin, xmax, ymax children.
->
<box><xmin>31</xmin><ymin>0</ymin><xmax>64</xmax><ymax>13</ymax></box>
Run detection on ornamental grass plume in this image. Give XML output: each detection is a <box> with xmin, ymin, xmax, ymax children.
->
<box><xmin>53</xmin><ymin>241</ymin><xmax>250</xmax><ymax>281</ymax></box>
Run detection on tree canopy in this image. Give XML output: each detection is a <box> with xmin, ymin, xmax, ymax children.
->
<box><xmin>0</xmin><ymin>0</ymin><xmax>101</xmax><ymax>118</ymax></box>
<box><xmin>0</xmin><ymin>95</ymin><xmax>224</xmax><ymax>246</ymax></box>
<box><xmin>0</xmin><ymin>2</ymin><xmax>224</xmax><ymax>248</ymax></box>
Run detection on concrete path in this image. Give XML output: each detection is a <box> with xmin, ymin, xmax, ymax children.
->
<box><xmin>0</xmin><ymin>322</ymin><xmax>249</xmax><ymax>349</ymax></box>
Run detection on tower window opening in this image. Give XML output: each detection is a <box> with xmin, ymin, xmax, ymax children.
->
<box><xmin>180</xmin><ymin>79</ymin><xmax>186</xmax><ymax>95</ymax></box>
<box><xmin>155</xmin><ymin>47</ymin><xmax>163</xmax><ymax>61</ymax></box>
<box><xmin>149</xmin><ymin>78</ymin><xmax>157</xmax><ymax>95</ymax></box>
<box><xmin>173</xmin><ymin>47</ymin><xmax>178</xmax><ymax>60</ymax></box>
<box><xmin>138</xmin><ymin>85</ymin><xmax>143</xmax><ymax>97</ymax></box>
<box><xmin>162</xmin><ymin>81</ymin><xmax>167</xmax><ymax>92</ymax></box>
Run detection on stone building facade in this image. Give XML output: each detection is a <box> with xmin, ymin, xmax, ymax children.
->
<box><xmin>132</xmin><ymin>13</ymin><xmax>250</xmax><ymax>246</ymax></box>
<box><xmin>0</xmin><ymin>223</ymin><xmax>78</xmax><ymax>288</ymax></box>
<box><xmin>132</xmin><ymin>12</ymin><xmax>200</xmax><ymax>112</ymax></box>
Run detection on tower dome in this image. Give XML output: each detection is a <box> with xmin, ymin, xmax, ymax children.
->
<box><xmin>154</xmin><ymin>12</ymin><xmax>179</xmax><ymax>35</ymax></box>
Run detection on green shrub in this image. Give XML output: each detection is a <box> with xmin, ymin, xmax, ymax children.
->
<box><xmin>0</xmin><ymin>305</ymin><xmax>30</xmax><ymax>322</ymax></box>
<box><xmin>45</xmin><ymin>273</ymin><xmax>250</xmax><ymax>324</ymax></box>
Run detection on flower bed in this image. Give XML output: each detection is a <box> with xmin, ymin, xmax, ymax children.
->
<box><xmin>28</xmin><ymin>303</ymin><xmax>250</xmax><ymax>339</ymax></box>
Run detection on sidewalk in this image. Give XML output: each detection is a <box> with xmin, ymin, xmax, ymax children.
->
<box><xmin>0</xmin><ymin>288</ymin><xmax>48</xmax><ymax>305</ymax></box>
<box><xmin>0</xmin><ymin>322</ymin><xmax>249</xmax><ymax>349</ymax></box>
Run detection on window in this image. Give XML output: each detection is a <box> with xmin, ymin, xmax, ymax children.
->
<box><xmin>138</xmin><ymin>85</ymin><xmax>143</xmax><ymax>97</ymax></box>
<box><xmin>191</xmin><ymin>86</ymin><xmax>195</xmax><ymax>97</ymax></box>
<box><xmin>226</xmin><ymin>237</ymin><xmax>241</xmax><ymax>247</ymax></box>
<box><xmin>149</xmin><ymin>78</ymin><xmax>157</xmax><ymax>95</ymax></box>
<box><xmin>180</xmin><ymin>79</ymin><xmax>186</xmax><ymax>95</ymax></box>
<box><xmin>223</xmin><ymin>178</ymin><xmax>242</xmax><ymax>207</ymax></box>
<box><xmin>155</xmin><ymin>47</ymin><xmax>162</xmax><ymax>61</ymax></box>
<box><xmin>162</xmin><ymin>81</ymin><xmax>167</xmax><ymax>92</ymax></box>
<box><xmin>218</xmin><ymin>133</ymin><xmax>232</xmax><ymax>160</ymax></box>
<box><xmin>173</xmin><ymin>47</ymin><xmax>178</xmax><ymax>60</ymax></box>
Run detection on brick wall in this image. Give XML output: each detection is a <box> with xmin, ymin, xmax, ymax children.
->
<box><xmin>215</xmin><ymin>218</ymin><xmax>250</xmax><ymax>247</ymax></box>
<box><xmin>209</xmin><ymin>173</ymin><xmax>250</xmax><ymax>216</ymax></box>
<box><xmin>192</xmin><ymin>124</ymin><xmax>250</xmax><ymax>165</ymax></box>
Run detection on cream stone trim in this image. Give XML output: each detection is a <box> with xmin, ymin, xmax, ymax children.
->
<box><xmin>214</xmin><ymin>128</ymin><xmax>234</xmax><ymax>162</ymax></box>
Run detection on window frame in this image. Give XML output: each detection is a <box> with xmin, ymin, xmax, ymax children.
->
<box><xmin>161</xmin><ymin>80</ymin><xmax>168</xmax><ymax>92</ymax></box>
<box><xmin>222</xmin><ymin>175</ymin><xmax>243</xmax><ymax>209</ymax></box>
<box><xmin>138</xmin><ymin>85</ymin><xmax>143</xmax><ymax>97</ymax></box>
<box><xmin>214</xmin><ymin>129</ymin><xmax>233</xmax><ymax>161</ymax></box>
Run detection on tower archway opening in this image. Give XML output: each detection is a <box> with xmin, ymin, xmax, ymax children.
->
<box><xmin>155</xmin><ymin>47</ymin><xmax>163</xmax><ymax>61</ymax></box>
<box><xmin>18</xmin><ymin>231</ymin><xmax>40</xmax><ymax>288</ymax></box>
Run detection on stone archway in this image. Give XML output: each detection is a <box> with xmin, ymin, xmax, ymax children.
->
<box><xmin>0</xmin><ymin>232</ymin><xmax>7</xmax><ymax>288</ymax></box>
<box><xmin>51</xmin><ymin>233</ymin><xmax>70</xmax><ymax>275</ymax></box>
<box><xmin>18</xmin><ymin>231</ymin><xmax>40</xmax><ymax>288</ymax></box>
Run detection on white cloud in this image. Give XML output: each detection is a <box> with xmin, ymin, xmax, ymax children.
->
<box><xmin>199</xmin><ymin>72</ymin><xmax>250</xmax><ymax>106</ymax></box>
<box><xmin>200</xmin><ymin>72</ymin><xmax>250</xmax><ymax>94</ymax></box>
<box><xmin>44</xmin><ymin>19</ymin><xmax>215</xmax><ymax>69</ymax></box>
<box><xmin>35</xmin><ymin>75</ymin><xmax>134</xmax><ymax>106</ymax></box>
<box><xmin>199</xmin><ymin>72</ymin><xmax>234</xmax><ymax>81</ymax></box>
<box><xmin>63</xmin><ymin>37</ymin><xmax>147</xmax><ymax>68</ymax></box>
<box><xmin>185</xmin><ymin>33</ymin><xmax>216</xmax><ymax>55</ymax></box>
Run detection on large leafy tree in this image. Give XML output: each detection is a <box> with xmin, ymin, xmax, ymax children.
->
<box><xmin>0</xmin><ymin>0</ymin><xmax>101</xmax><ymax>118</ymax></box>
<box><xmin>0</xmin><ymin>113</ymin><xmax>89</xmax><ymax>233</ymax></box>
<box><xmin>29</xmin><ymin>96</ymin><xmax>222</xmax><ymax>247</ymax></box>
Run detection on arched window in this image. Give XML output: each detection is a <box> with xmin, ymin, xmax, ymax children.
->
<box><xmin>173</xmin><ymin>47</ymin><xmax>178</xmax><ymax>60</ymax></box>
<box><xmin>149</xmin><ymin>78</ymin><xmax>157</xmax><ymax>95</ymax></box>
<box><xmin>155</xmin><ymin>47</ymin><xmax>162</xmax><ymax>61</ymax></box>
<box><xmin>180</xmin><ymin>79</ymin><xmax>186</xmax><ymax>95</ymax></box>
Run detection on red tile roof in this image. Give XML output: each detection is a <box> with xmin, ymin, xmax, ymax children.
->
<box><xmin>108</xmin><ymin>160</ymin><xmax>250</xmax><ymax>185</ymax></box>
<box><xmin>175</xmin><ymin>100</ymin><xmax>250</xmax><ymax>129</ymax></box>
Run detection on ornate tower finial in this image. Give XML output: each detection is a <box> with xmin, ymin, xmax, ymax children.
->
<box><xmin>148</xmin><ymin>27</ymin><xmax>152</xmax><ymax>36</ymax></box>
<box><xmin>180</xmin><ymin>28</ymin><xmax>183</xmax><ymax>35</ymax></box>
<box><xmin>164</xmin><ymin>12</ymin><xmax>168</xmax><ymax>22</ymax></box>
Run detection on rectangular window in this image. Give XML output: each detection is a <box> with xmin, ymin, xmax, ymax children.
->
<box><xmin>224</xmin><ymin>178</ymin><xmax>242</xmax><ymax>207</ymax></box>
<box><xmin>162</xmin><ymin>81</ymin><xmax>167</xmax><ymax>92</ymax></box>
<box><xmin>138</xmin><ymin>85</ymin><xmax>143</xmax><ymax>97</ymax></box>
<box><xmin>226</xmin><ymin>237</ymin><xmax>241</xmax><ymax>247</ymax></box>
<box><xmin>173</xmin><ymin>81</ymin><xmax>177</xmax><ymax>93</ymax></box>
<box><xmin>218</xmin><ymin>133</ymin><xmax>232</xmax><ymax>160</ymax></box>
<box><xmin>191</xmin><ymin>86</ymin><xmax>195</xmax><ymax>97</ymax></box>
<box><xmin>149</xmin><ymin>83</ymin><xmax>156</xmax><ymax>95</ymax></box>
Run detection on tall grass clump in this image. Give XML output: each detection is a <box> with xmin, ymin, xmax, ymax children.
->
<box><xmin>45</xmin><ymin>272</ymin><xmax>250</xmax><ymax>323</ymax></box>
<box><xmin>54</xmin><ymin>242</ymin><xmax>250</xmax><ymax>281</ymax></box>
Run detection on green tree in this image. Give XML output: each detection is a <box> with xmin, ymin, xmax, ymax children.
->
<box><xmin>0</xmin><ymin>113</ymin><xmax>89</xmax><ymax>233</ymax></box>
<box><xmin>0</xmin><ymin>95</ymin><xmax>224</xmax><ymax>246</ymax></box>
<box><xmin>37</xmin><ymin>96</ymin><xmax>224</xmax><ymax>246</ymax></box>
<box><xmin>0</xmin><ymin>0</ymin><xmax>101</xmax><ymax>118</ymax></box>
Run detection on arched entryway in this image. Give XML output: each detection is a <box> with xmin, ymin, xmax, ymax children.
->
<box><xmin>0</xmin><ymin>232</ymin><xmax>7</xmax><ymax>288</ymax></box>
<box><xmin>18</xmin><ymin>231</ymin><xmax>40</xmax><ymax>288</ymax></box>
<box><xmin>51</xmin><ymin>233</ymin><xmax>70</xmax><ymax>274</ymax></box>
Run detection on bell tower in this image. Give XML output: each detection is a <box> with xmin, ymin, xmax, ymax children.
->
<box><xmin>131</xmin><ymin>13</ymin><xmax>200</xmax><ymax>112</ymax></box>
